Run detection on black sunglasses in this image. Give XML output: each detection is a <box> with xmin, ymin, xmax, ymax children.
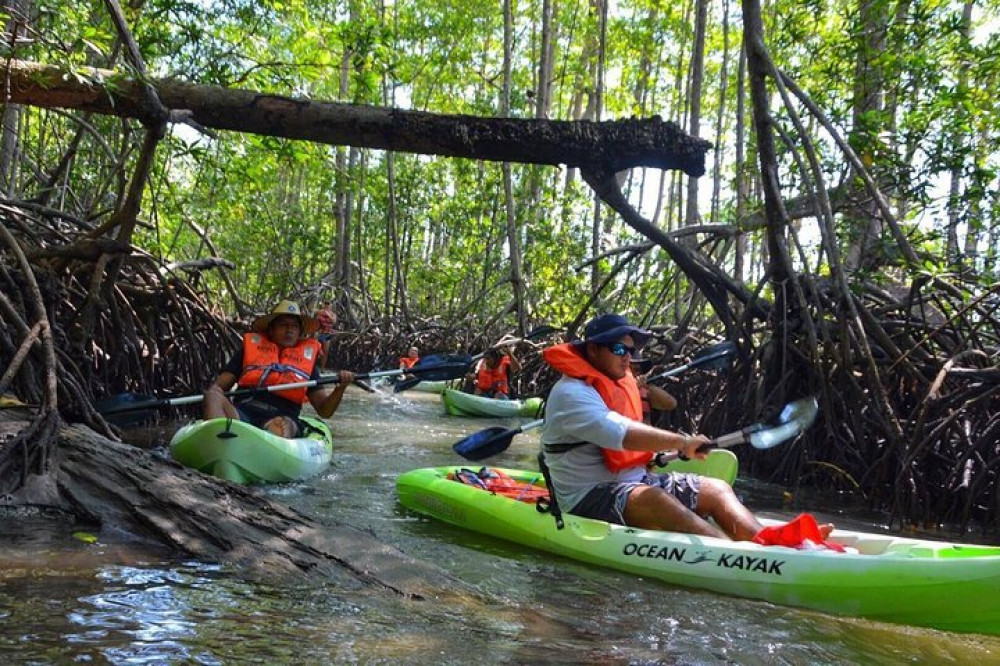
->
<box><xmin>604</xmin><ymin>342</ymin><xmax>636</xmax><ymax>357</ymax></box>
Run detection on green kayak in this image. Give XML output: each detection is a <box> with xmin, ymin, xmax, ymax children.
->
<box><xmin>370</xmin><ymin>378</ymin><xmax>451</xmax><ymax>393</ymax></box>
<box><xmin>397</xmin><ymin>451</ymin><xmax>1000</xmax><ymax>636</ymax></box>
<box><xmin>406</xmin><ymin>380</ymin><xmax>450</xmax><ymax>394</ymax></box>
<box><xmin>441</xmin><ymin>388</ymin><xmax>543</xmax><ymax>418</ymax></box>
<box><xmin>170</xmin><ymin>416</ymin><xmax>333</xmax><ymax>484</ymax></box>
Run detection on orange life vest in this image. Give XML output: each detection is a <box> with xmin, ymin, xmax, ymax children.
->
<box><xmin>399</xmin><ymin>356</ymin><xmax>419</xmax><ymax>369</ymax></box>
<box><xmin>238</xmin><ymin>333</ymin><xmax>320</xmax><ymax>404</ymax></box>
<box><xmin>542</xmin><ymin>342</ymin><xmax>652</xmax><ymax>472</ymax></box>
<box><xmin>476</xmin><ymin>356</ymin><xmax>511</xmax><ymax>396</ymax></box>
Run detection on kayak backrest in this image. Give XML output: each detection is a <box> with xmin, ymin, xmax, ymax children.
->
<box><xmin>660</xmin><ymin>449</ymin><xmax>738</xmax><ymax>485</ymax></box>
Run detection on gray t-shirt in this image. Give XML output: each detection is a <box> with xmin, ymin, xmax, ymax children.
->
<box><xmin>541</xmin><ymin>376</ymin><xmax>646</xmax><ymax>512</ymax></box>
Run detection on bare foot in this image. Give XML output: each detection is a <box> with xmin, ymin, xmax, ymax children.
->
<box><xmin>819</xmin><ymin>523</ymin><xmax>835</xmax><ymax>539</ymax></box>
<box><xmin>264</xmin><ymin>417</ymin><xmax>292</xmax><ymax>438</ymax></box>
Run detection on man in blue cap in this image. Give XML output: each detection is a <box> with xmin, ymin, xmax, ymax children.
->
<box><xmin>539</xmin><ymin>313</ymin><xmax>764</xmax><ymax>540</ymax></box>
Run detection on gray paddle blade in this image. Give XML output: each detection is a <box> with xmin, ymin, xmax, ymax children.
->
<box><xmin>778</xmin><ymin>397</ymin><xmax>819</xmax><ymax>429</ymax></box>
<box><xmin>749</xmin><ymin>397</ymin><xmax>819</xmax><ymax>450</ymax></box>
<box><xmin>748</xmin><ymin>420</ymin><xmax>801</xmax><ymax>450</ymax></box>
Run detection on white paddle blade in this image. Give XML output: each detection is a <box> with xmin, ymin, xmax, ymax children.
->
<box><xmin>748</xmin><ymin>420</ymin><xmax>801</xmax><ymax>449</ymax></box>
<box><xmin>750</xmin><ymin>397</ymin><xmax>819</xmax><ymax>449</ymax></box>
<box><xmin>779</xmin><ymin>397</ymin><xmax>819</xmax><ymax>428</ymax></box>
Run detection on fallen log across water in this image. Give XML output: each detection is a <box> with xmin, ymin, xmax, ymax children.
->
<box><xmin>2</xmin><ymin>409</ymin><xmax>462</xmax><ymax>599</ymax></box>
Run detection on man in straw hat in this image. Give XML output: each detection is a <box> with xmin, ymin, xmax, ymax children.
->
<box><xmin>203</xmin><ymin>299</ymin><xmax>356</xmax><ymax>438</ymax></box>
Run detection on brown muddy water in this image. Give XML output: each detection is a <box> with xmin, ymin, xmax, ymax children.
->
<box><xmin>1</xmin><ymin>387</ymin><xmax>998</xmax><ymax>664</ymax></box>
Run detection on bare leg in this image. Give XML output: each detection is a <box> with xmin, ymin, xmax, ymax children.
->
<box><xmin>695</xmin><ymin>478</ymin><xmax>764</xmax><ymax>541</ymax></box>
<box><xmin>624</xmin><ymin>485</ymin><xmax>728</xmax><ymax>538</ymax></box>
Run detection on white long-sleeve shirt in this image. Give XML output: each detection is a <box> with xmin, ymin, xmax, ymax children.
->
<box><xmin>541</xmin><ymin>376</ymin><xmax>647</xmax><ymax>511</ymax></box>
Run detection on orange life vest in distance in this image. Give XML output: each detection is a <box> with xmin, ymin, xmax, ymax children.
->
<box><xmin>542</xmin><ymin>342</ymin><xmax>652</xmax><ymax>472</ymax></box>
<box><xmin>399</xmin><ymin>356</ymin><xmax>419</xmax><ymax>369</ymax></box>
<box><xmin>238</xmin><ymin>333</ymin><xmax>320</xmax><ymax>404</ymax></box>
<box><xmin>476</xmin><ymin>356</ymin><xmax>511</xmax><ymax>396</ymax></box>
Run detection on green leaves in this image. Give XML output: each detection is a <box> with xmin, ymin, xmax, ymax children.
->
<box><xmin>19</xmin><ymin>0</ymin><xmax>1000</xmax><ymax>321</ymax></box>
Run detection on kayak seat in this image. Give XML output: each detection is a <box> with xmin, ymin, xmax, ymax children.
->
<box><xmin>448</xmin><ymin>467</ymin><xmax>550</xmax><ymax>503</ymax></box>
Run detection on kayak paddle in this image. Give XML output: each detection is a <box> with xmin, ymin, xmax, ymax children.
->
<box><xmin>97</xmin><ymin>360</ymin><xmax>473</xmax><ymax>416</ymax></box>
<box><xmin>668</xmin><ymin>396</ymin><xmax>819</xmax><ymax>462</ymax></box>
<box><xmin>644</xmin><ymin>340</ymin><xmax>736</xmax><ymax>382</ymax></box>
<box><xmin>453</xmin><ymin>418</ymin><xmax>544</xmax><ymax>461</ymax></box>
<box><xmin>391</xmin><ymin>353</ymin><xmax>474</xmax><ymax>394</ymax></box>
<box><xmin>393</xmin><ymin>324</ymin><xmax>562</xmax><ymax>394</ymax></box>
<box><xmin>453</xmin><ymin>396</ymin><xmax>818</xmax><ymax>463</ymax></box>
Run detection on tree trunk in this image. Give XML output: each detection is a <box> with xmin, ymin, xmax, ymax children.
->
<box><xmin>842</xmin><ymin>0</ymin><xmax>889</xmax><ymax>273</ymax></box>
<box><xmin>945</xmin><ymin>0</ymin><xmax>974</xmax><ymax>267</ymax></box>
<box><xmin>710</xmin><ymin>0</ymin><xmax>731</xmax><ymax>229</ymax></box>
<box><xmin>45</xmin><ymin>415</ymin><xmax>461</xmax><ymax>593</ymax></box>
<box><xmin>589</xmin><ymin>0</ymin><xmax>609</xmax><ymax>296</ymax></box>
<box><xmin>1</xmin><ymin>59</ymin><xmax>708</xmax><ymax>178</ymax></box>
<box><xmin>684</xmin><ymin>0</ymin><xmax>708</xmax><ymax>228</ymax></box>
<box><xmin>0</xmin><ymin>0</ymin><xmax>30</xmax><ymax>197</ymax></box>
<box><xmin>741</xmin><ymin>0</ymin><xmax>796</xmax><ymax>398</ymax></box>
<box><xmin>734</xmin><ymin>42</ymin><xmax>748</xmax><ymax>284</ymax></box>
<box><xmin>502</xmin><ymin>0</ymin><xmax>527</xmax><ymax>331</ymax></box>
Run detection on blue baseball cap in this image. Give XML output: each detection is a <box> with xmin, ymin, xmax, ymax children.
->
<box><xmin>580</xmin><ymin>313</ymin><xmax>652</xmax><ymax>348</ymax></box>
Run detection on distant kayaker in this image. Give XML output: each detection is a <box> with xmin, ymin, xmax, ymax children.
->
<box><xmin>203</xmin><ymin>300</ymin><xmax>356</xmax><ymax>438</ymax></box>
<box><xmin>399</xmin><ymin>346</ymin><xmax>420</xmax><ymax>379</ymax></box>
<box><xmin>470</xmin><ymin>348</ymin><xmax>521</xmax><ymax>399</ymax></box>
<box><xmin>314</xmin><ymin>304</ymin><xmax>337</xmax><ymax>370</ymax></box>
<box><xmin>630</xmin><ymin>356</ymin><xmax>678</xmax><ymax>424</ymax></box>
<box><xmin>540</xmin><ymin>313</ymin><xmax>777</xmax><ymax>541</ymax></box>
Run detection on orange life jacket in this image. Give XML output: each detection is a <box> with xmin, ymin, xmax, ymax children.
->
<box><xmin>399</xmin><ymin>356</ymin><xmax>419</xmax><ymax>369</ymax></box>
<box><xmin>238</xmin><ymin>333</ymin><xmax>320</xmax><ymax>404</ymax></box>
<box><xmin>476</xmin><ymin>356</ymin><xmax>511</xmax><ymax>396</ymax></box>
<box><xmin>542</xmin><ymin>342</ymin><xmax>652</xmax><ymax>472</ymax></box>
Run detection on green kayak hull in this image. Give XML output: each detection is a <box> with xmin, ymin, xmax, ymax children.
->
<box><xmin>371</xmin><ymin>378</ymin><xmax>451</xmax><ymax>393</ymax></box>
<box><xmin>170</xmin><ymin>417</ymin><xmax>333</xmax><ymax>484</ymax></box>
<box><xmin>441</xmin><ymin>388</ymin><xmax>543</xmax><ymax>418</ymax></box>
<box><xmin>397</xmin><ymin>451</ymin><xmax>1000</xmax><ymax>636</ymax></box>
<box><xmin>408</xmin><ymin>380</ymin><xmax>450</xmax><ymax>394</ymax></box>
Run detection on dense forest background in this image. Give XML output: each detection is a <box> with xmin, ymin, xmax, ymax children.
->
<box><xmin>2</xmin><ymin>0</ymin><xmax>1000</xmax><ymax>533</ymax></box>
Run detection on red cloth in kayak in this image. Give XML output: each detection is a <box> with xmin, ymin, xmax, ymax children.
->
<box><xmin>752</xmin><ymin>513</ymin><xmax>845</xmax><ymax>552</ymax></box>
<box><xmin>449</xmin><ymin>467</ymin><xmax>550</xmax><ymax>503</ymax></box>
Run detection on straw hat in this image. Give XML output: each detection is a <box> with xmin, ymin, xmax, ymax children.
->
<box><xmin>251</xmin><ymin>300</ymin><xmax>320</xmax><ymax>336</ymax></box>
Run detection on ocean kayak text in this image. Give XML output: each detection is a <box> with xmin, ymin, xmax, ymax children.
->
<box><xmin>621</xmin><ymin>543</ymin><xmax>786</xmax><ymax>575</ymax></box>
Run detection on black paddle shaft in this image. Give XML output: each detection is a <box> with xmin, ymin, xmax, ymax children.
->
<box><xmin>98</xmin><ymin>360</ymin><xmax>472</xmax><ymax>415</ymax></box>
<box><xmin>394</xmin><ymin>325</ymin><xmax>561</xmax><ymax>394</ymax></box>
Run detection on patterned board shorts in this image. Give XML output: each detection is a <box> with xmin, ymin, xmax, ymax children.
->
<box><xmin>570</xmin><ymin>472</ymin><xmax>702</xmax><ymax>525</ymax></box>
